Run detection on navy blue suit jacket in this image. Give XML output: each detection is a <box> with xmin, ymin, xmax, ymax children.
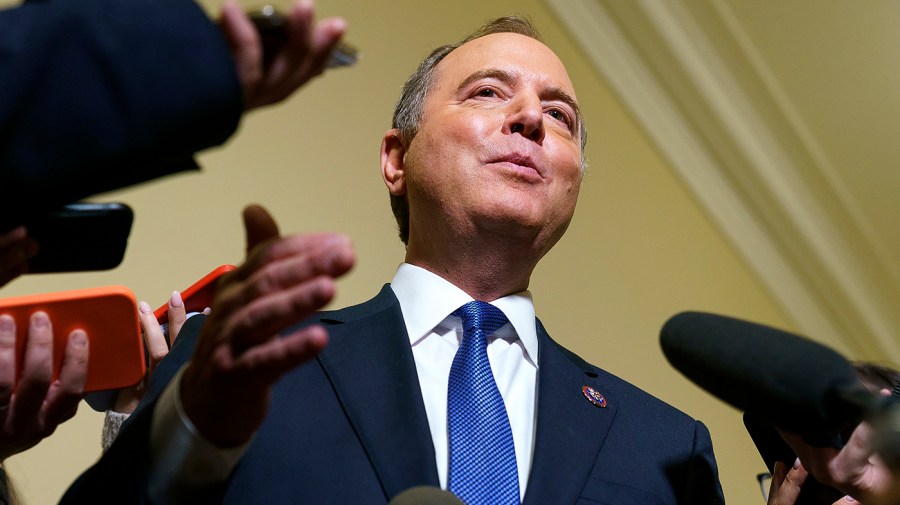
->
<box><xmin>64</xmin><ymin>285</ymin><xmax>725</xmax><ymax>504</ymax></box>
<box><xmin>0</xmin><ymin>0</ymin><xmax>242</xmax><ymax>230</ymax></box>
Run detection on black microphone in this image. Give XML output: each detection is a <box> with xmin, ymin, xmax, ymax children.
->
<box><xmin>388</xmin><ymin>487</ymin><xmax>465</xmax><ymax>505</ymax></box>
<box><xmin>660</xmin><ymin>311</ymin><xmax>876</xmax><ymax>445</ymax></box>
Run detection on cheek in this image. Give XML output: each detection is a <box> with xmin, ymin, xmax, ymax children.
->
<box><xmin>443</xmin><ymin>115</ymin><xmax>495</xmax><ymax>154</ymax></box>
<box><xmin>556</xmin><ymin>148</ymin><xmax>584</xmax><ymax>185</ymax></box>
<box><xmin>551</xmin><ymin>147</ymin><xmax>583</xmax><ymax>206</ymax></box>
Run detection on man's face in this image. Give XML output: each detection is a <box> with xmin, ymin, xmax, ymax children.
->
<box><xmin>397</xmin><ymin>33</ymin><xmax>583</xmax><ymax>254</ymax></box>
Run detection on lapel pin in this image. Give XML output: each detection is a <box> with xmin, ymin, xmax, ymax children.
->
<box><xmin>582</xmin><ymin>386</ymin><xmax>607</xmax><ymax>408</ymax></box>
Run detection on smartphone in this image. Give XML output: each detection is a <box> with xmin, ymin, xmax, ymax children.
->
<box><xmin>154</xmin><ymin>265</ymin><xmax>236</xmax><ymax>325</ymax></box>
<box><xmin>744</xmin><ymin>413</ymin><xmax>846</xmax><ymax>504</ymax></box>
<box><xmin>246</xmin><ymin>5</ymin><xmax>359</xmax><ymax>69</ymax></box>
<box><xmin>23</xmin><ymin>203</ymin><xmax>133</xmax><ymax>274</ymax></box>
<box><xmin>0</xmin><ymin>286</ymin><xmax>144</xmax><ymax>393</ymax></box>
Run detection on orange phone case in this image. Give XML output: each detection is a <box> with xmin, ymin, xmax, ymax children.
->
<box><xmin>0</xmin><ymin>286</ymin><xmax>144</xmax><ymax>392</ymax></box>
<box><xmin>154</xmin><ymin>265</ymin><xmax>236</xmax><ymax>324</ymax></box>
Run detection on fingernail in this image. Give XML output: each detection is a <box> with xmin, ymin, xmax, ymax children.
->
<box><xmin>170</xmin><ymin>291</ymin><xmax>183</xmax><ymax>308</ymax></box>
<box><xmin>71</xmin><ymin>330</ymin><xmax>87</xmax><ymax>348</ymax></box>
<box><xmin>793</xmin><ymin>457</ymin><xmax>801</xmax><ymax>469</ymax></box>
<box><xmin>844</xmin><ymin>497</ymin><xmax>857</xmax><ymax>503</ymax></box>
<box><xmin>138</xmin><ymin>301</ymin><xmax>151</xmax><ymax>314</ymax></box>
<box><xmin>31</xmin><ymin>311</ymin><xmax>49</xmax><ymax>328</ymax></box>
<box><xmin>0</xmin><ymin>316</ymin><xmax>13</xmax><ymax>333</ymax></box>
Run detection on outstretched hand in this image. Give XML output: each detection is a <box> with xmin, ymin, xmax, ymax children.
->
<box><xmin>180</xmin><ymin>204</ymin><xmax>354</xmax><ymax>447</ymax></box>
<box><xmin>219</xmin><ymin>0</ymin><xmax>346</xmax><ymax>110</ymax></box>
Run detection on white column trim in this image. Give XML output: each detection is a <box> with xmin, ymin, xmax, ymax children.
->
<box><xmin>544</xmin><ymin>0</ymin><xmax>900</xmax><ymax>360</ymax></box>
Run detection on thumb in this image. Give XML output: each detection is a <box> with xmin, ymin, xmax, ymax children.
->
<box><xmin>242</xmin><ymin>204</ymin><xmax>280</xmax><ymax>255</ymax></box>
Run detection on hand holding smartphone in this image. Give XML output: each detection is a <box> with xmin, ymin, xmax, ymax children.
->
<box><xmin>247</xmin><ymin>5</ymin><xmax>358</xmax><ymax>69</ymax></box>
<box><xmin>0</xmin><ymin>286</ymin><xmax>143</xmax><ymax>393</ymax></box>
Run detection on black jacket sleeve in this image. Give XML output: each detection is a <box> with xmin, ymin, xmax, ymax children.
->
<box><xmin>0</xmin><ymin>0</ymin><xmax>243</xmax><ymax>230</ymax></box>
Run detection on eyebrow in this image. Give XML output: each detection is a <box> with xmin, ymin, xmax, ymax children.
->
<box><xmin>456</xmin><ymin>69</ymin><xmax>583</xmax><ymax>127</ymax></box>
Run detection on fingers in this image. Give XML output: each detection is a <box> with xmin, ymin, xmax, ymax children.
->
<box><xmin>781</xmin><ymin>426</ymin><xmax>891</xmax><ymax>501</ymax></box>
<box><xmin>11</xmin><ymin>312</ymin><xmax>55</xmax><ymax>432</ymax></box>
<box><xmin>199</xmin><ymin>230</ymin><xmax>352</xmax><ymax>366</ymax></box>
<box><xmin>116</xmin><ymin>301</ymin><xmax>168</xmax><ymax>415</ymax></box>
<box><xmin>260</xmin><ymin>6</ymin><xmax>346</xmax><ymax>106</ymax></box>
<box><xmin>0</xmin><ymin>316</ymin><xmax>16</xmax><ymax>408</ymax></box>
<box><xmin>233</xmin><ymin>324</ymin><xmax>328</xmax><ymax>384</ymax></box>
<box><xmin>212</xmin><ymin>233</ymin><xmax>352</xmax><ymax>355</ymax></box>
<box><xmin>167</xmin><ymin>291</ymin><xmax>188</xmax><ymax>343</ymax></box>
<box><xmin>139</xmin><ymin>301</ymin><xmax>168</xmax><ymax>373</ymax></box>
<box><xmin>179</xmin><ymin>211</ymin><xmax>354</xmax><ymax>447</ymax></box>
<box><xmin>220</xmin><ymin>0</ymin><xmax>263</xmax><ymax>103</ymax></box>
<box><xmin>828</xmin><ymin>422</ymin><xmax>892</xmax><ymax>499</ymax></box>
<box><xmin>224</xmin><ymin>275</ymin><xmax>336</xmax><ymax>355</ymax></box>
<box><xmin>768</xmin><ymin>459</ymin><xmax>807</xmax><ymax>505</ymax></box>
<box><xmin>42</xmin><ymin>329</ymin><xmax>88</xmax><ymax>427</ymax></box>
<box><xmin>243</xmin><ymin>204</ymin><xmax>281</xmax><ymax>255</ymax></box>
<box><xmin>180</xmin><ymin>324</ymin><xmax>329</xmax><ymax>446</ymax></box>
<box><xmin>225</xmin><ymin>233</ymin><xmax>353</xmax><ymax>307</ymax></box>
<box><xmin>233</xmin><ymin>0</ymin><xmax>347</xmax><ymax>110</ymax></box>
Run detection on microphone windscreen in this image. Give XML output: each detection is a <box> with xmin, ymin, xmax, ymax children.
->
<box><xmin>660</xmin><ymin>311</ymin><xmax>869</xmax><ymax>440</ymax></box>
<box><xmin>388</xmin><ymin>487</ymin><xmax>465</xmax><ymax>505</ymax></box>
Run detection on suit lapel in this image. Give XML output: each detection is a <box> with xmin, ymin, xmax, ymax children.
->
<box><xmin>523</xmin><ymin>322</ymin><xmax>618</xmax><ymax>505</ymax></box>
<box><xmin>316</xmin><ymin>286</ymin><xmax>440</xmax><ymax>499</ymax></box>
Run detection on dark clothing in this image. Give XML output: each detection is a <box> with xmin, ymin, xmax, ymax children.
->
<box><xmin>0</xmin><ymin>0</ymin><xmax>243</xmax><ymax>230</ymax></box>
<box><xmin>63</xmin><ymin>285</ymin><xmax>725</xmax><ymax>505</ymax></box>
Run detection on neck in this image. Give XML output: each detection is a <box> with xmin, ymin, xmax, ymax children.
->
<box><xmin>405</xmin><ymin>231</ymin><xmax>545</xmax><ymax>301</ymax></box>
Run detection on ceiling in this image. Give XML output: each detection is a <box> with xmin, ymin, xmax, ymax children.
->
<box><xmin>545</xmin><ymin>0</ymin><xmax>900</xmax><ymax>361</ymax></box>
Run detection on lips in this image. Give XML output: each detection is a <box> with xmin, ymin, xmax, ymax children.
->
<box><xmin>485</xmin><ymin>153</ymin><xmax>543</xmax><ymax>180</ymax></box>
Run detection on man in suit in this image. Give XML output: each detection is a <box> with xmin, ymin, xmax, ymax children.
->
<box><xmin>63</xmin><ymin>16</ymin><xmax>725</xmax><ymax>504</ymax></box>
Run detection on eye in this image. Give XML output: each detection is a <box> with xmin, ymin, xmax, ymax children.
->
<box><xmin>546</xmin><ymin>108</ymin><xmax>572</xmax><ymax>127</ymax></box>
<box><xmin>473</xmin><ymin>87</ymin><xmax>499</xmax><ymax>98</ymax></box>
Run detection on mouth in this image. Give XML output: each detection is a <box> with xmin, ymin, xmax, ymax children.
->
<box><xmin>485</xmin><ymin>153</ymin><xmax>543</xmax><ymax>181</ymax></box>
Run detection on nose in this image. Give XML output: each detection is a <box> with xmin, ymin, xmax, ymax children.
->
<box><xmin>504</xmin><ymin>92</ymin><xmax>544</xmax><ymax>143</ymax></box>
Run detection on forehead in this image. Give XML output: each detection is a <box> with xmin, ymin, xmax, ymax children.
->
<box><xmin>432</xmin><ymin>32</ymin><xmax>577</xmax><ymax>99</ymax></box>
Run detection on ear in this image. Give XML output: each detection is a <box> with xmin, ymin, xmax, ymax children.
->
<box><xmin>381</xmin><ymin>129</ymin><xmax>407</xmax><ymax>196</ymax></box>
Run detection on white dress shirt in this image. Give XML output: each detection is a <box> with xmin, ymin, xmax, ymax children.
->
<box><xmin>391</xmin><ymin>263</ymin><xmax>539</xmax><ymax>499</ymax></box>
<box><xmin>149</xmin><ymin>263</ymin><xmax>540</xmax><ymax>502</ymax></box>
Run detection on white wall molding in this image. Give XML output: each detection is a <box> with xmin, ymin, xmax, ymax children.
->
<box><xmin>545</xmin><ymin>0</ymin><xmax>900</xmax><ymax>361</ymax></box>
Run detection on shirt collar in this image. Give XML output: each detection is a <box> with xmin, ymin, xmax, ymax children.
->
<box><xmin>390</xmin><ymin>263</ymin><xmax>539</xmax><ymax>367</ymax></box>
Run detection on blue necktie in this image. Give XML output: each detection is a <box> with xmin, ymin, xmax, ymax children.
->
<box><xmin>447</xmin><ymin>301</ymin><xmax>519</xmax><ymax>505</ymax></box>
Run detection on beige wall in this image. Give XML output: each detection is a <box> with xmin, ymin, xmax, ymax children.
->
<box><xmin>3</xmin><ymin>0</ymin><xmax>804</xmax><ymax>502</ymax></box>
